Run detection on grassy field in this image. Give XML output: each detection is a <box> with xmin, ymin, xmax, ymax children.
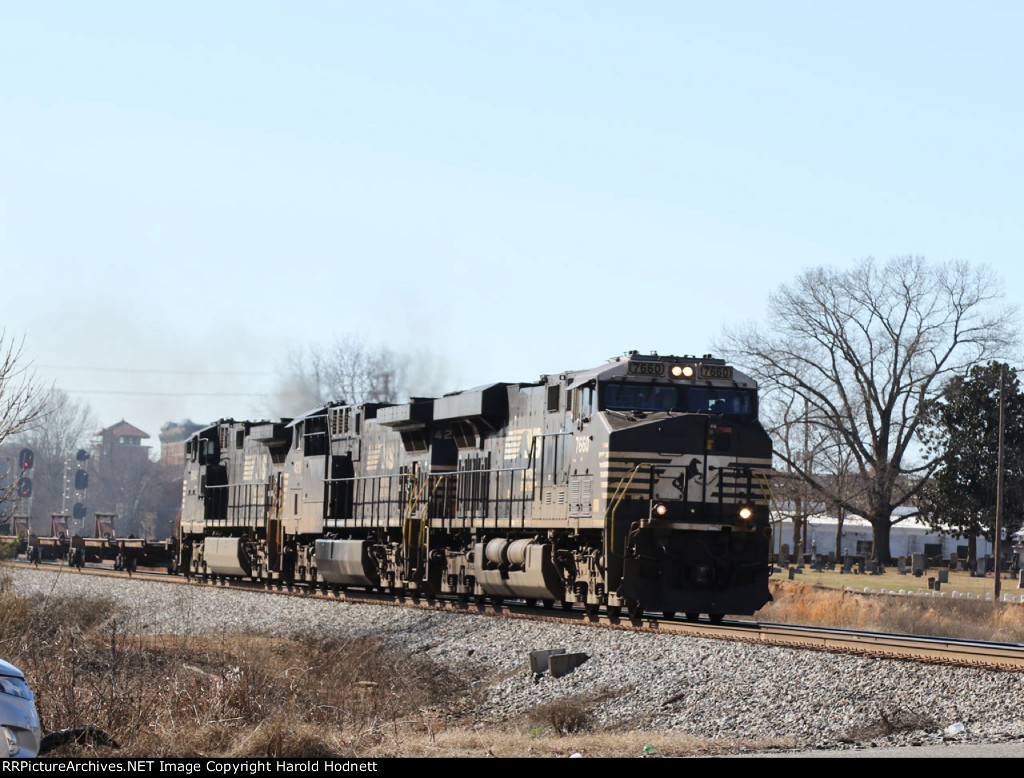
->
<box><xmin>771</xmin><ymin>563</ymin><xmax>1022</xmax><ymax>600</ymax></box>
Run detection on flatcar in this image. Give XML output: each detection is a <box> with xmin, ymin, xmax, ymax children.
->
<box><xmin>178</xmin><ymin>351</ymin><xmax>774</xmax><ymax>620</ymax></box>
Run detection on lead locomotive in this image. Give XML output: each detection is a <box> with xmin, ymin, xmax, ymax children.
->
<box><xmin>178</xmin><ymin>351</ymin><xmax>773</xmax><ymax>620</ymax></box>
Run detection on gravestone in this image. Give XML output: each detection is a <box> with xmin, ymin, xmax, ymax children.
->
<box><xmin>938</xmin><ymin>569</ymin><xmax>949</xmax><ymax>584</ymax></box>
<box><xmin>912</xmin><ymin>553</ymin><xmax>926</xmax><ymax>577</ymax></box>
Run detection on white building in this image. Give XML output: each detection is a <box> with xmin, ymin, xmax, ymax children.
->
<box><xmin>775</xmin><ymin>512</ymin><xmax>995</xmax><ymax>560</ymax></box>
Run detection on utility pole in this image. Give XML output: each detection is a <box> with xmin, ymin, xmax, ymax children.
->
<box><xmin>995</xmin><ymin>364</ymin><xmax>1005</xmax><ymax>601</ymax></box>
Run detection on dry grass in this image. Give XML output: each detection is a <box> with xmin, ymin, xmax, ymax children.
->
<box><xmin>762</xmin><ymin>579</ymin><xmax>1024</xmax><ymax>642</ymax></box>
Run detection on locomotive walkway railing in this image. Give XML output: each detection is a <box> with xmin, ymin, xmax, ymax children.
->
<box><xmin>324</xmin><ymin>430</ymin><xmax>578</xmax><ymax>529</ymax></box>
<box><xmin>753</xmin><ymin>469</ymin><xmax>784</xmax><ymax>560</ymax></box>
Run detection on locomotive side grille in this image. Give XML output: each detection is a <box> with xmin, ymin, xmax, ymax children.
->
<box><xmin>330</xmin><ymin>407</ymin><xmax>351</xmax><ymax>437</ymax></box>
<box><xmin>569</xmin><ymin>475</ymin><xmax>593</xmax><ymax>517</ymax></box>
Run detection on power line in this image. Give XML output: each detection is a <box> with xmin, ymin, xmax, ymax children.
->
<box><xmin>38</xmin><ymin>364</ymin><xmax>274</xmax><ymax>377</ymax></box>
<box><xmin>66</xmin><ymin>390</ymin><xmax>267</xmax><ymax>397</ymax></box>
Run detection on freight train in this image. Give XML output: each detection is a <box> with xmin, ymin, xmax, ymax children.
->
<box><xmin>177</xmin><ymin>351</ymin><xmax>775</xmax><ymax>620</ymax></box>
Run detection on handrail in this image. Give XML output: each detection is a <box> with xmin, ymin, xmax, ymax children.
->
<box><xmin>604</xmin><ymin>463</ymin><xmax>654</xmax><ymax>556</ymax></box>
<box><xmin>401</xmin><ymin>472</ymin><xmax>428</xmax><ymax>549</ymax></box>
<box><xmin>752</xmin><ymin>469</ymin><xmax>783</xmax><ymax>558</ymax></box>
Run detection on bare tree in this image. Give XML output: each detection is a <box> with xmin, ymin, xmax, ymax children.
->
<box><xmin>11</xmin><ymin>389</ymin><xmax>96</xmax><ymax>526</ymax></box>
<box><xmin>322</xmin><ymin>334</ymin><xmax>402</xmax><ymax>404</ymax></box>
<box><xmin>0</xmin><ymin>331</ymin><xmax>48</xmax><ymax>517</ymax></box>
<box><xmin>763</xmin><ymin>394</ymin><xmax>829</xmax><ymax>561</ymax></box>
<box><xmin>718</xmin><ymin>257</ymin><xmax>1018</xmax><ymax>563</ymax></box>
<box><xmin>86</xmin><ymin>444</ymin><xmax>161</xmax><ymax>537</ymax></box>
<box><xmin>267</xmin><ymin>335</ymin><xmax>450</xmax><ymax>418</ymax></box>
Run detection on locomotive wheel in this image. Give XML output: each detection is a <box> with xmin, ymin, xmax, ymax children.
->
<box><xmin>606</xmin><ymin>605</ymin><xmax>621</xmax><ymax>619</ymax></box>
<box><xmin>662</xmin><ymin>611</ymin><xmax>676</xmax><ymax>620</ymax></box>
<box><xmin>560</xmin><ymin>600</ymin><xmax>573</xmax><ymax>610</ymax></box>
<box><xmin>584</xmin><ymin>603</ymin><xmax>599</xmax><ymax>617</ymax></box>
<box><xmin>685</xmin><ymin>613</ymin><xmax>700</xmax><ymax>622</ymax></box>
<box><xmin>708</xmin><ymin>613</ymin><xmax>725</xmax><ymax>624</ymax></box>
<box><xmin>627</xmin><ymin>601</ymin><xmax>643</xmax><ymax>620</ymax></box>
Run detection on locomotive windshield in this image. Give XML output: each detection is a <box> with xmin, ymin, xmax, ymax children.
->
<box><xmin>601</xmin><ymin>382</ymin><xmax>756</xmax><ymax>419</ymax></box>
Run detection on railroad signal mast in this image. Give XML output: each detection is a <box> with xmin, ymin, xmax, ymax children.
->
<box><xmin>16</xmin><ymin>447</ymin><xmax>33</xmax><ymax>504</ymax></box>
<box><xmin>0</xmin><ymin>449</ymin><xmax>35</xmax><ymax>526</ymax></box>
<box><xmin>62</xmin><ymin>449</ymin><xmax>90</xmax><ymax>532</ymax></box>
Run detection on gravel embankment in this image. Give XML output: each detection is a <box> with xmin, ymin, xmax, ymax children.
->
<box><xmin>9</xmin><ymin>567</ymin><xmax>1024</xmax><ymax>752</ymax></box>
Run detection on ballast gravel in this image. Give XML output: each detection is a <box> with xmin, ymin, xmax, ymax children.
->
<box><xmin>9</xmin><ymin>566</ymin><xmax>1024</xmax><ymax>753</ymax></box>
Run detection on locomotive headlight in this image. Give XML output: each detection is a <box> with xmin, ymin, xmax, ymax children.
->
<box><xmin>738</xmin><ymin>505</ymin><xmax>754</xmax><ymax>520</ymax></box>
<box><xmin>671</xmin><ymin>364</ymin><xmax>694</xmax><ymax>378</ymax></box>
<box><xmin>653</xmin><ymin>502</ymin><xmax>669</xmax><ymax>517</ymax></box>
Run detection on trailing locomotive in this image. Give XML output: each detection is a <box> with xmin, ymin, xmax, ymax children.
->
<box><xmin>178</xmin><ymin>351</ymin><xmax>774</xmax><ymax>620</ymax></box>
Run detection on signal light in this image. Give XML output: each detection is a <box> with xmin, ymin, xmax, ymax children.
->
<box><xmin>74</xmin><ymin>470</ymin><xmax>89</xmax><ymax>490</ymax></box>
<box><xmin>19</xmin><ymin>449</ymin><xmax>33</xmax><ymax>470</ymax></box>
<box><xmin>73</xmin><ymin>503</ymin><xmax>86</xmax><ymax>520</ymax></box>
<box><xmin>16</xmin><ymin>477</ymin><xmax>32</xmax><ymax>498</ymax></box>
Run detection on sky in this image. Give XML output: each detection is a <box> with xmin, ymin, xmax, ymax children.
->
<box><xmin>4</xmin><ymin>1</ymin><xmax>1024</xmax><ymax>457</ymax></box>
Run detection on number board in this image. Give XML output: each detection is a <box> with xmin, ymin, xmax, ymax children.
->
<box><xmin>627</xmin><ymin>361</ymin><xmax>665</xmax><ymax>377</ymax></box>
<box><xmin>699</xmin><ymin>364</ymin><xmax>733</xmax><ymax>380</ymax></box>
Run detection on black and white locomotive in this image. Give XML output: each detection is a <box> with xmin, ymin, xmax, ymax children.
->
<box><xmin>178</xmin><ymin>351</ymin><xmax>774</xmax><ymax>620</ymax></box>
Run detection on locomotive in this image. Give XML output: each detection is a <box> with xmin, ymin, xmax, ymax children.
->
<box><xmin>178</xmin><ymin>351</ymin><xmax>774</xmax><ymax>620</ymax></box>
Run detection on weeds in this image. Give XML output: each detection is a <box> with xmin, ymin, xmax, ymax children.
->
<box><xmin>762</xmin><ymin>581</ymin><xmax>1024</xmax><ymax>642</ymax></box>
<box><xmin>845</xmin><ymin>707</ymin><xmax>938</xmax><ymax>741</ymax></box>
<box><xmin>0</xmin><ymin>575</ymin><xmax>472</xmax><ymax>757</ymax></box>
<box><xmin>530</xmin><ymin>697</ymin><xmax>594</xmax><ymax>735</ymax></box>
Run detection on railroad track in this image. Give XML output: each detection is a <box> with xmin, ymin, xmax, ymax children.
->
<box><xmin>11</xmin><ymin>558</ymin><xmax>1024</xmax><ymax>672</ymax></box>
